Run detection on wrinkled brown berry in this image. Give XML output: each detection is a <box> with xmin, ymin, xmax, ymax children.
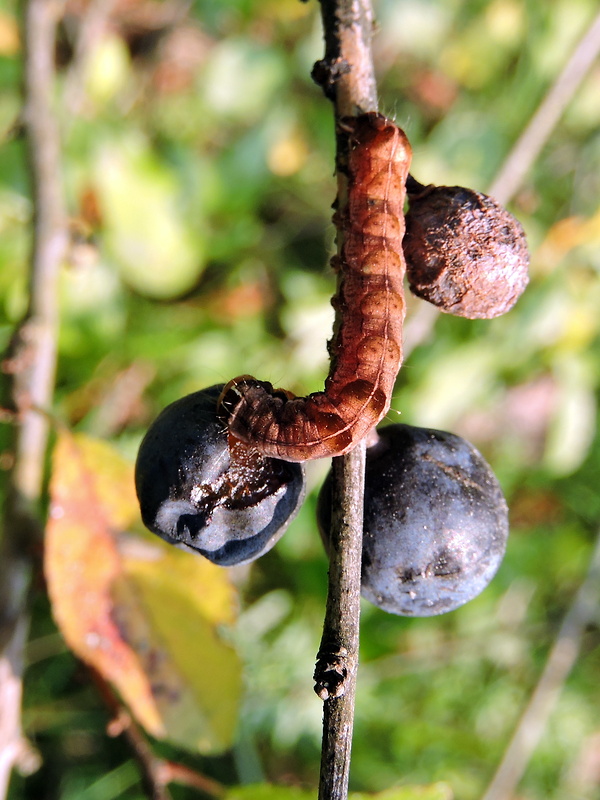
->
<box><xmin>403</xmin><ymin>182</ymin><xmax>529</xmax><ymax>319</ymax></box>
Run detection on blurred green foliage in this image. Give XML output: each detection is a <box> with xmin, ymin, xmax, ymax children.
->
<box><xmin>2</xmin><ymin>0</ymin><xmax>600</xmax><ymax>798</ymax></box>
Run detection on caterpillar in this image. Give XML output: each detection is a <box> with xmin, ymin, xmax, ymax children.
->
<box><xmin>218</xmin><ymin>113</ymin><xmax>412</xmax><ymax>462</ymax></box>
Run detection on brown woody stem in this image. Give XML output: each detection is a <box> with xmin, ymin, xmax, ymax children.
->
<box><xmin>0</xmin><ymin>1</ymin><xmax>68</xmax><ymax>797</ymax></box>
<box><xmin>314</xmin><ymin>445</ymin><xmax>366</xmax><ymax>800</ymax></box>
<box><xmin>313</xmin><ymin>1</ymin><xmax>378</xmax><ymax>798</ymax></box>
<box><xmin>92</xmin><ymin>670</ymin><xmax>226</xmax><ymax>800</ymax></box>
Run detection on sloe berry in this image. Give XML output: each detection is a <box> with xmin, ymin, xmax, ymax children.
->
<box><xmin>318</xmin><ymin>423</ymin><xmax>509</xmax><ymax>616</ymax></box>
<box><xmin>136</xmin><ymin>385</ymin><xmax>306</xmax><ymax>566</ymax></box>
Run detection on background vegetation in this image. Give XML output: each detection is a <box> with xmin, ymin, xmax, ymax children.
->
<box><xmin>1</xmin><ymin>0</ymin><xmax>600</xmax><ymax>798</ymax></box>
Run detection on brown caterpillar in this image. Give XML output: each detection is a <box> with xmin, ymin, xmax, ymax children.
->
<box><xmin>218</xmin><ymin>113</ymin><xmax>412</xmax><ymax>462</ymax></box>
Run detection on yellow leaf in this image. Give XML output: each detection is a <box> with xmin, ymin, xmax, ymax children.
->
<box><xmin>45</xmin><ymin>431</ymin><xmax>242</xmax><ymax>753</ymax></box>
<box><xmin>114</xmin><ymin>536</ymin><xmax>241</xmax><ymax>751</ymax></box>
<box><xmin>84</xmin><ymin>35</ymin><xmax>130</xmax><ymax>105</ymax></box>
<box><xmin>535</xmin><ymin>207</ymin><xmax>600</xmax><ymax>274</ymax></box>
<box><xmin>46</xmin><ymin>432</ymin><xmax>161</xmax><ymax>734</ymax></box>
<box><xmin>68</xmin><ymin>434</ymin><xmax>139</xmax><ymax>531</ymax></box>
<box><xmin>0</xmin><ymin>11</ymin><xmax>19</xmax><ymax>56</ymax></box>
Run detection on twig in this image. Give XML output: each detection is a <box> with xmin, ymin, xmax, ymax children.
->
<box><xmin>312</xmin><ymin>1</ymin><xmax>378</xmax><ymax>798</ymax></box>
<box><xmin>481</xmin><ymin>530</ymin><xmax>600</xmax><ymax>800</ymax></box>
<box><xmin>157</xmin><ymin>762</ymin><xmax>225</xmax><ymax>798</ymax></box>
<box><xmin>0</xmin><ymin>1</ymin><xmax>67</xmax><ymax>797</ymax></box>
<box><xmin>94</xmin><ymin>671</ymin><xmax>225</xmax><ymax>800</ymax></box>
<box><xmin>489</xmin><ymin>7</ymin><xmax>600</xmax><ymax>206</ymax></box>
<box><xmin>312</xmin><ymin>0</ymin><xmax>378</xmax><ymax>116</ymax></box>
<box><xmin>109</xmin><ymin>712</ymin><xmax>173</xmax><ymax>800</ymax></box>
<box><xmin>401</xmin><ymin>9</ymin><xmax>600</xmax><ymax>360</ymax></box>
<box><xmin>314</xmin><ymin>445</ymin><xmax>366</xmax><ymax>800</ymax></box>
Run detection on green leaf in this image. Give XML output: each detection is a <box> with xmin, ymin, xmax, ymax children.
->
<box><xmin>225</xmin><ymin>786</ymin><xmax>313</xmax><ymax>800</ymax></box>
<box><xmin>113</xmin><ymin>537</ymin><xmax>242</xmax><ymax>752</ymax></box>
<box><xmin>351</xmin><ymin>784</ymin><xmax>454</xmax><ymax>800</ymax></box>
<box><xmin>94</xmin><ymin>135</ymin><xmax>205</xmax><ymax>299</ymax></box>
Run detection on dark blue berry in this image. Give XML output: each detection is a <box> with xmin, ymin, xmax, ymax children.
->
<box><xmin>318</xmin><ymin>423</ymin><xmax>508</xmax><ymax>616</ymax></box>
<box><xmin>135</xmin><ymin>385</ymin><xmax>306</xmax><ymax>566</ymax></box>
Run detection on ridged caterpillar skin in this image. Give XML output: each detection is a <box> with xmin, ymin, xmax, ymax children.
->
<box><xmin>218</xmin><ymin>113</ymin><xmax>411</xmax><ymax>462</ymax></box>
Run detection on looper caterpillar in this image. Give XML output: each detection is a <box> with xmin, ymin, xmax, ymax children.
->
<box><xmin>218</xmin><ymin>113</ymin><xmax>411</xmax><ymax>462</ymax></box>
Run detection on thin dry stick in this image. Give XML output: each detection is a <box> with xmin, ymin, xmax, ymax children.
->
<box><xmin>314</xmin><ymin>446</ymin><xmax>366</xmax><ymax>800</ymax></box>
<box><xmin>311</xmin><ymin>1</ymin><xmax>377</xmax><ymax>799</ymax></box>
<box><xmin>489</xmin><ymin>7</ymin><xmax>600</xmax><ymax>206</ymax></box>
<box><xmin>0</xmin><ymin>1</ymin><xmax>67</xmax><ymax>797</ymax></box>
<box><xmin>93</xmin><ymin>671</ymin><xmax>225</xmax><ymax>800</ymax></box>
<box><xmin>403</xmin><ymin>9</ymin><xmax>600</xmax><ymax>358</ymax></box>
<box><xmin>481</xmin><ymin>531</ymin><xmax>600</xmax><ymax>800</ymax></box>
<box><xmin>402</xmin><ymin>9</ymin><xmax>600</xmax><ymax>359</ymax></box>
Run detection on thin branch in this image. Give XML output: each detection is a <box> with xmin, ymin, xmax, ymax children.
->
<box><xmin>95</xmin><ymin>672</ymin><xmax>225</xmax><ymax>800</ymax></box>
<box><xmin>481</xmin><ymin>530</ymin><xmax>600</xmax><ymax>800</ymax></box>
<box><xmin>312</xmin><ymin>1</ymin><xmax>378</xmax><ymax>799</ymax></box>
<box><xmin>314</xmin><ymin>444</ymin><xmax>366</xmax><ymax>800</ymax></box>
<box><xmin>10</xmin><ymin>0</ymin><xmax>67</xmax><ymax>496</ymax></box>
<box><xmin>157</xmin><ymin>762</ymin><xmax>225</xmax><ymax>798</ymax></box>
<box><xmin>0</xmin><ymin>1</ymin><xmax>67</xmax><ymax>796</ymax></box>
<box><xmin>107</xmin><ymin>711</ymin><xmax>173</xmax><ymax>800</ymax></box>
<box><xmin>400</xmin><ymin>9</ymin><xmax>600</xmax><ymax>360</ymax></box>
<box><xmin>312</xmin><ymin>0</ymin><xmax>378</xmax><ymax>117</ymax></box>
<box><xmin>489</xmin><ymin>7</ymin><xmax>600</xmax><ymax>206</ymax></box>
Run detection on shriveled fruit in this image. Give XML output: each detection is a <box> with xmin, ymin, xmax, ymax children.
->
<box><xmin>317</xmin><ymin>423</ymin><xmax>509</xmax><ymax>616</ymax></box>
<box><xmin>135</xmin><ymin>385</ymin><xmax>306</xmax><ymax>567</ymax></box>
<box><xmin>403</xmin><ymin>180</ymin><xmax>529</xmax><ymax>319</ymax></box>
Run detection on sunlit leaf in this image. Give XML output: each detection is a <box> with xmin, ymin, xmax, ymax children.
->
<box><xmin>544</xmin><ymin>356</ymin><xmax>596</xmax><ymax>475</ymax></box>
<box><xmin>45</xmin><ymin>431</ymin><xmax>242</xmax><ymax>753</ymax></box>
<box><xmin>84</xmin><ymin>35</ymin><xmax>131</xmax><ymax>106</ymax></box>
<box><xmin>0</xmin><ymin>10</ymin><xmax>19</xmax><ymax>56</ymax></box>
<box><xmin>202</xmin><ymin>39</ymin><xmax>285</xmax><ymax>120</ymax></box>
<box><xmin>94</xmin><ymin>136</ymin><xmax>204</xmax><ymax>299</ymax></box>
<box><xmin>351</xmin><ymin>784</ymin><xmax>454</xmax><ymax>800</ymax></box>
<box><xmin>113</xmin><ymin>537</ymin><xmax>241</xmax><ymax>751</ymax></box>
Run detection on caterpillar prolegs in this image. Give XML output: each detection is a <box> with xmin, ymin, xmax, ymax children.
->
<box><xmin>219</xmin><ymin>113</ymin><xmax>411</xmax><ymax>462</ymax></box>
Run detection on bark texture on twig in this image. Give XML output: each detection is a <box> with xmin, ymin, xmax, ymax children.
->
<box><xmin>313</xmin><ymin>0</ymin><xmax>377</xmax><ymax>117</ymax></box>
<box><xmin>0</xmin><ymin>1</ymin><xmax>67</xmax><ymax>796</ymax></box>
<box><xmin>312</xmin><ymin>1</ymin><xmax>378</xmax><ymax>798</ymax></box>
<box><xmin>314</xmin><ymin>444</ymin><xmax>366</xmax><ymax>800</ymax></box>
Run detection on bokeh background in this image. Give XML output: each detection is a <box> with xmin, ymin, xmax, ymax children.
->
<box><xmin>1</xmin><ymin>0</ymin><xmax>600</xmax><ymax>798</ymax></box>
